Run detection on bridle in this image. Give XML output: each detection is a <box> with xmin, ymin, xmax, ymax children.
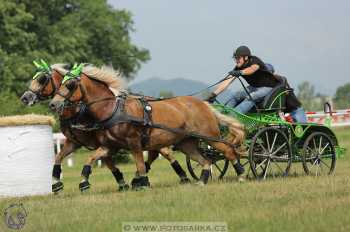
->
<box><xmin>29</xmin><ymin>72</ymin><xmax>58</xmax><ymax>100</ymax></box>
<box><xmin>56</xmin><ymin>77</ymin><xmax>117</xmax><ymax>110</ymax></box>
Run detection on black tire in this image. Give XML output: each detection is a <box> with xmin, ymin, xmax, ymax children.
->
<box><xmin>249</xmin><ymin>127</ymin><xmax>292</xmax><ymax>179</ymax></box>
<box><xmin>186</xmin><ymin>145</ymin><xmax>229</xmax><ymax>180</ymax></box>
<box><xmin>302</xmin><ymin>132</ymin><xmax>336</xmax><ymax>176</ymax></box>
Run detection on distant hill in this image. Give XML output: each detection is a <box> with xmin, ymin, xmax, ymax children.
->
<box><xmin>129</xmin><ymin>77</ymin><xmax>232</xmax><ymax>102</ymax></box>
<box><xmin>129</xmin><ymin>77</ymin><xmax>208</xmax><ymax>97</ymax></box>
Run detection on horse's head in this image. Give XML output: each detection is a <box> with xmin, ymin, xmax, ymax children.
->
<box><xmin>20</xmin><ymin>60</ymin><xmax>65</xmax><ymax>106</ymax></box>
<box><xmin>49</xmin><ymin>64</ymin><xmax>85</xmax><ymax>115</ymax></box>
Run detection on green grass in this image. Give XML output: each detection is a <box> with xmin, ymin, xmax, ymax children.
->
<box><xmin>1</xmin><ymin>127</ymin><xmax>350</xmax><ymax>232</ymax></box>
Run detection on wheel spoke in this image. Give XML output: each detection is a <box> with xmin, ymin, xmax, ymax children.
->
<box><xmin>313</xmin><ymin>137</ymin><xmax>317</xmax><ymax>150</ymax></box>
<box><xmin>319</xmin><ymin>142</ymin><xmax>329</xmax><ymax>155</ymax></box>
<box><xmin>263</xmin><ymin>159</ymin><xmax>271</xmax><ymax>179</ymax></box>
<box><xmin>255</xmin><ymin>158</ymin><xmax>268</xmax><ymax>170</ymax></box>
<box><xmin>265</xmin><ymin>132</ymin><xmax>271</xmax><ymax>152</ymax></box>
<box><xmin>270</xmin><ymin>133</ymin><xmax>278</xmax><ymax>153</ymax></box>
<box><xmin>320</xmin><ymin>153</ymin><xmax>335</xmax><ymax>159</ymax></box>
<box><xmin>270</xmin><ymin>142</ymin><xmax>287</xmax><ymax>156</ymax></box>
<box><xmin>318</xmin><ymin>136</ymin><xmax>323</xmax><ymax>154</ymax></box>
<box><xmin>254</xmin><ymin>153</ymin><xmax>270</xmax><ymax>158</ymax></box>
<box><xmin>319</xmin><ymin>159</ymin><xmax>331</xmax><ymax>169</ymax></box>
<box><xmin>257</xmin><ymin>141</ymin><xmax>268</xmax><ymax>154</ymax></box>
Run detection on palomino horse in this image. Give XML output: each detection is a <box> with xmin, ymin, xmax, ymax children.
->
<box><xmin>21</xmin><ymin>61</ymin><xmax>190</xmax><ymax>192</ymax></box>
<box><xmin>49</xmin><ymin>64</ymin><xmax>245</xmax><ymax>188</ymax></box>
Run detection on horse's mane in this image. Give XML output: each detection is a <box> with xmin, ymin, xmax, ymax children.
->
<box><xmin>51</xmin><ymin>63</ymin><xmax>70</xmax><ymax>76</ymax></box>
<box><xmin>82</xmin><ymin>65</ymin><xmax>126</xmax><ymax>96</ymax></box>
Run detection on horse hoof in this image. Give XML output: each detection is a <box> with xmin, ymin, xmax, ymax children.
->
<box><xmin>180</xmin><ymin>177</ymin><xmax>191</xmax><ymax>184</ymax></box>
<box><xmin>131</xmin><ymin>176</ymin><xmax>150</xmax><ymax>190</ymax></box>
<box><xmin>79</xmin><ymin>181</ymin><xmax>91</xmax><ymax>192</ymax></box>
<box><xmin>118</xmin><ymin>184</ymin><xmax>130</xmax><ymax>192</ymax></box>
<box><xmin>52</xmin><ymin>181</ymin><xmax>64</xmax><ymax>193</ymax></box>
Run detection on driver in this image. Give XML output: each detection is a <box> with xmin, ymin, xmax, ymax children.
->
<box><xmin>207</xmin><ymin>45</ymin><xmax>279</xmax><ymax>114</ymax></box>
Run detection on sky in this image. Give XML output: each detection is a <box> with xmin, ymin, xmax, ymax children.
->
<box><xmin>109</xmin><ymin>0</ymin><xmax>350</xmax><ymax>95</ymax></box>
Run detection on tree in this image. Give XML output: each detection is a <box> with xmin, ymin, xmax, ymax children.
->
<box><xmin>0</xmin><ymin>0</ymin><xmax>149</xmax><ymax>94</ymax></box>
<box><xmin>334</xmin><ymin>83</ymin><xmax>350</xmax><ymax>109</ymax></box>
<box><xmin>297</xmin><ymin>81</ymin><xmax>327</xmax><ymax>111</ymax></box>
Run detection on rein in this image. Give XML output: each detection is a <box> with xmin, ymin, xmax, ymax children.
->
<box><xmin>55</xmin><ymin>75</ymin><xmax>241</xmax><ymax>149</ymax></box>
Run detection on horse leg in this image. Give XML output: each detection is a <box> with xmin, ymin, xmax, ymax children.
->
<box><xmin>102</xmin><ymin>155</ymin><xmax>129</xmax><ymax>191</ymax></box>
<box><xmin>159</xmin><ymin>147</ymin><xmax>190</xmax><ymax>184</ymax></box>
<box><xmin>52</xmin><ymin>139</ymin><xmax>80</xmax><ymax>193</ymax></box>
<box><xmin>145</xmin><ymin>150</ymin><xmax>158</xmax><ymax>173</ymax></box>
<box><xmin>208</xmin><ymin>141</ymin><xmax>245</xmax><ymax>181</ymax></box>
<box><xmin>79</xmin><ymin>147</ymin><xmax>109</xmax><ymax>192</ymax></box>
<box><xmin>177</xmin><ymin>139</ymin><xmax>211</xmax><ymax>185</ymax></box>
<box><xmin>130</xmin><ymin>150</ymin><xmax>150</xmax><ymax>190</ymax></box>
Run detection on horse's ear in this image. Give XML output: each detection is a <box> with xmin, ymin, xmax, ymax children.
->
<box><xmin>33</xmin><ymin>61</ymin><xmax>41</xmax><ymax>69</ymax></box>
<box><xmin>70</xmin><ymin>63</ymin><xmax>83</xmax><ymax>76</ymax></box>
<box><xmin>40</xmin><ymin>59</ymin><xmax>50</xmax><ymax>71</ymax></box>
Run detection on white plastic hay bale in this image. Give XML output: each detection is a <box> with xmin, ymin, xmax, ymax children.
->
<box><xmin>0</xmin><ymin>115</ymin><xmax>55</xmax><ymax>197</ymax></box>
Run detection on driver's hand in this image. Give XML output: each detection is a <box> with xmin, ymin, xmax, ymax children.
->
<box><xmin>206</xmin><ymin>92</ymin><xmax>217</xmax><ymax>103</ymax></box>
<box><xmin>228</xmin><ymin>70</ymin><xmax>242</xmax><ymax>77</ymax></box>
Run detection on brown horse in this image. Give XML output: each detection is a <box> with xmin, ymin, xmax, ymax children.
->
<box><xmin>21</xmin><ymin>62</ymin><xmax>190</xmax><ymax>192</ymax></box>
<box><xmin>49</xmin><ymin>65</ymin><xmax>245</xmax><ymax>188</ymax></box>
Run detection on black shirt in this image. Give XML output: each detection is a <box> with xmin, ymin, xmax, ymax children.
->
<box><xmin>235</xmin><ymin>56</ymin><xmax>279</xmax><ymax>88</ymax></box>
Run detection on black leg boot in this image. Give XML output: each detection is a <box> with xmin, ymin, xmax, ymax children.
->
<box><xmin>131</xmin><ymin>175</ymin><xmax>150</xmax><ymax>190</ymax></box>
<box><xmin>79</xmin><ymin>165</ymin><xmax>91</xmax><ymax>192</ymax></box>
<box><xmin>145</xmin><ymin>162</ymin><xmax>151</xmax><ymax>173</ymax></box>
<box><xmin>199</xmin><ymin>169</ymin><xmax>210</xmax><ymax>185</ymax></box>
<box><xmin>52</xmin><ymin>164</ymin><xmax>64</xmax><ymax>193</ymax></box>
<box><xmin>233</xmin><ymin>160</ymin><xmax>245</xmax><ymax>182</ymax></box>
<box><xmin>171</xmin><ymin>161</ymin><xmax>190</xmax><ymax>184</ymax></box>
<box><xmin>112</xmin><ymin>169</ymin><xmax>129</xmax><ymax>191</ymax></box>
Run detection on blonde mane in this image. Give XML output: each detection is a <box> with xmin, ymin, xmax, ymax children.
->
<box><xmin>82</xmin><ymin>65</ymin><xmax>126</xmax><ymax>96</ymax></box>
<box><xmin>51</xmin><ymin>63</ymin><xmax>69</xmax><ymax>76</ymax></box>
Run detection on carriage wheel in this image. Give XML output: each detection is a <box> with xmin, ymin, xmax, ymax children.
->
<box><xmin>249</xmin><ymin>127</ymin><xmax>292</xmax><ymax>179</ymax></box>
<box><xmin>186</xmin><ymin>146</ymin><xmax>229</xmax><ymax>180</ymax></box>
<box><xmin>302</xmin><ymin>132</ymin><xmax>336</xmax><ymax>176</ymax></box>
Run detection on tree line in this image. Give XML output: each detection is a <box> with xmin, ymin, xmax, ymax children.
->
<box><xmin>0</xmin><ymin>0</ymin><xmax>149</xmax><ymax>124</ymax></box>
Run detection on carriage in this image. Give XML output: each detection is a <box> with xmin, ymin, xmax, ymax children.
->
<box><xmin>186</xmin><ymin>76</ymin><xmax>345</xmax><ymax>180</ymax></box>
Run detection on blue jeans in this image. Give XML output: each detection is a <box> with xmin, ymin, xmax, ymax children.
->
<box><xmin>290</xmin><ymin>107</ymin><xmax>307</xmax><ymax>123</ymax></box>
<box><xmin>227</xmin><ymin>86</ymin><xmax>272</xmax><ymax>114</ymax></box>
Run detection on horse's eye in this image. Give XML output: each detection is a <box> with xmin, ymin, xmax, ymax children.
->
<box><xmin>37</xmin><ymin>75</ymin><xmax>48</xmax><ymax>84</ymax></box>
<box><xmin>66</xmin><ymin>80</ymin><xmax>77</xmax><ymax>91</ymax></box>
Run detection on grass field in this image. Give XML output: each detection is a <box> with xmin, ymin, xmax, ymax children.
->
<box><xmin>1</xmin><ymin>127</ymin><xmax>350</xmax><ymax>232</ymax></box>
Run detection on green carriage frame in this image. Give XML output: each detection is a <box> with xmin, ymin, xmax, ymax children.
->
<box><xmin>186</xmin><ymin>78</ymin><xmax>345</xmax><ymax>180</ymax></box>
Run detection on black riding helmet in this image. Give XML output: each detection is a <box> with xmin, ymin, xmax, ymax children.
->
<box><xmin>233</xmin><ymin>45</ymin><xmax>251</xmax><ymax>58</ymax></box>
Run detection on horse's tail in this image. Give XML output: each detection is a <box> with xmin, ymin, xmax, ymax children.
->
<box><xmin>205</xmin><ymin>102</ymin><xmax>246</xmax><ymax>154</ymax></box>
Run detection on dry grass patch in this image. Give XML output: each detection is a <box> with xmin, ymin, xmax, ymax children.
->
<box><xmin>0</xmin><ymin>114</ymin><xmax>55</xmax><ymax>127</ymax></box>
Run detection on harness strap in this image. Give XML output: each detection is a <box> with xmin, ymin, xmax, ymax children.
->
<box><xmin>138</xmin><ymin>97</ymin><xmax>153</xmax><ymax>148</ymax></box>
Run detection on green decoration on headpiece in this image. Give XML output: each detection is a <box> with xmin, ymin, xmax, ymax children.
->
<box><xmin>32</xmin><ymin>59</ymin><xmax>51</xmax><ymax>79</ymax></box>
<box><xmin>40</xmin><ymin>59</ymin><xmax>51</xmax><ymax>71</ymax></box>
<box><xmin>62</xmin><ymin>63</ymin><xmax>84</xmax><ymax>84</ymax></box>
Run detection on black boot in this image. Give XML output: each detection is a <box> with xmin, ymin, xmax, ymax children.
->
<box><xmin>112</xmin><ymin>169</ymin><xmax>129</xmax><ymax>191</ymax></box>
<box><xmin>233</xmin><ymin>161</ymin><xmax>245</xmax><ymax>176</ymax></box>
<box><xmin>52</xmin><ymin>164</ymin><xmax>64</xmax><ymax>193</ymax></box>
<box><xmin>79</xmin><ymin>165</ymin><xmax>92</xmax><ymax>192</ymax></box>
<box><xmin>199</xmin><ymin>169</ymin><xmax>210</xmax><ymax>185</ymax></box>
<box><xmin>171</xmin><ymin>161</ymin><xmax>190</xmax><ymax>184</ymax></box>
<box><xmin>145</xmin><ymin>162</ymin><xmax>151</xmax><ymax>173</ymax></box>
<box><xmin>131</xmin><ymin>176</ymin><xmax>150</xmax><ymax>190</ymax></box>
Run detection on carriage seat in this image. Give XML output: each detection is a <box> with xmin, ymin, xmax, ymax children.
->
<box><xmin>248</xmin><ymin>75</ymin><xmax>289</xmax><ymax>113</ymax></box>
